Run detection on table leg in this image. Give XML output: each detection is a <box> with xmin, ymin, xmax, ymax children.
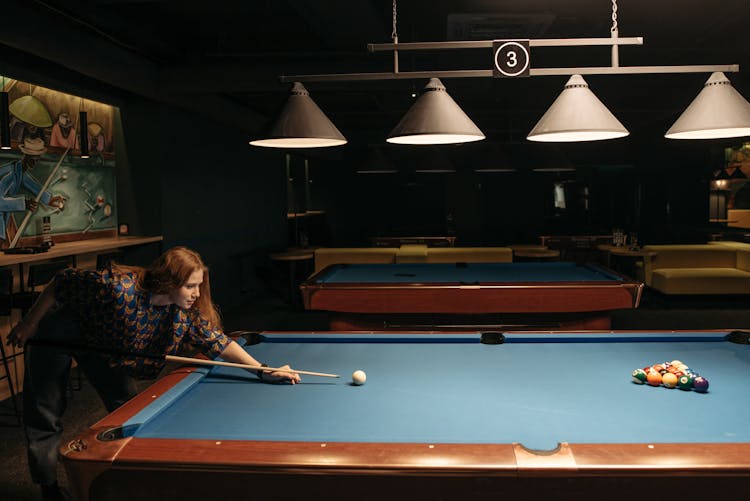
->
<box><xmin>287</xmin><ymin>261</ymin><xmax>298</xmax><ymax>307</ymax></box>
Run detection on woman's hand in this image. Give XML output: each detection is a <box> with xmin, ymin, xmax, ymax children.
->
<box><xmin>7</xmin><ymin>320</ymin><xmax>38</xmax><ymax>348</ymax></box>
<box><xmin>261</xmin><ymin>364</ymin><xmax>301</xmax><ymax>385</ymax></box>
<box><xmin>219</xmin><ymin>342</ymin><xmax>301</xmax><ymax>385</ymax></box>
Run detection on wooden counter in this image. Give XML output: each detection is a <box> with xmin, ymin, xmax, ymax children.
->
<box><xmin>0</xmin><ymin>235</ymin><xmax>163</xmax><ymax>267</ymax></box>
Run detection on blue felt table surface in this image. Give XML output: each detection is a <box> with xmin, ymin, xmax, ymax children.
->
<box><xmin>315</xmin><ymin>262</ymin><xmax>621</xmax><ymax>284</ymax></box>
<box><xmin>126</xmin><ymin>332</ymin><xmax>750</xmax><ymax>452</ymax></box>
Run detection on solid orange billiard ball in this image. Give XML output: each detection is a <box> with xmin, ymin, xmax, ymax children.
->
<box><xmin>646</xmin><ymin>371</ymin><xmax>662</xmax><ymax>386</ymax></box>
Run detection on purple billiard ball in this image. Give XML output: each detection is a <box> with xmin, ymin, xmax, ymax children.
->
<box><xmin>692</xmin><ymin>376</ymin><xmax>709</xmax><ymax>393</ymax></box>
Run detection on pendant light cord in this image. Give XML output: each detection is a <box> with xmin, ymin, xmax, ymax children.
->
<box><xmin>392</xmin><ymin>0</ymin><xmax>399</xmax><ymax>73</ymax></box>
<box><xmin>610</xmin><ymin>0</ymin><xmax>619</xmax><ymax>67</ymax></box>
<box><xmin>610</xmin><ymin>0</ymin><xmax>618</xmax><ymax>35</ymax></box>
<box><xmin>391</xmin><ymin>0</ymin><xmax>398</xmax><ymax>41</ymax></box>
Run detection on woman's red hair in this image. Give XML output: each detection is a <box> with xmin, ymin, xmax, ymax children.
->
<box><xmin>137</xmin><ymin>246</ymin><xmax>222</xmax><ymax>329</ymax></box>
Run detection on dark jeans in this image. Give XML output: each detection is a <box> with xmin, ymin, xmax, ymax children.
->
<box><xmin>23</xmin><ymin>307</ymin><xmax>137</xmax><ymax>486</ymax></box>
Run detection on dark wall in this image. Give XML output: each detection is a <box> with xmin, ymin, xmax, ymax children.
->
<box><xmin>115</xmin><ymin>96</ymin><xmax>289</xmax><ymax>310</ymax></box>
<box><xmin>301</xmin><ymin>139</ymin><xmax>726</xmax><ymax>248</ymax></box>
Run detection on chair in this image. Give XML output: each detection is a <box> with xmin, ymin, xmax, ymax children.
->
<box><xmin>16</xmin><ymin>258</ymin><xmax>75</xmax><ymax>314</ymax></box>
<box><xmin>15</xmin><ymin>258</ymin><xmax>82</xmax><ymax>393</ymax></box>
<box><xmin>0</xmin><ymin>268</ymin><xmax>21</xmax><ymax>426</ymax></box>
<box><xmin>96</xmin><ymin>250</ymin><xmax>125</xmax><ymax>270</ymax></box>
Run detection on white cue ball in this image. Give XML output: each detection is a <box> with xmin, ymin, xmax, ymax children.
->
<box><xmin>352</xmin><ymin>370</ymin><xmax>366</xmax><ymax>386</ymax></box>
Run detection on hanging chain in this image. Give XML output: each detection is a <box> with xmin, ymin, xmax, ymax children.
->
<box><xmin>611</xmin><ymin>0</ymin><xmax>618</xmax><ymax>34</ymax></box>
<box><xmin>391</xmin><ymin>0</ymin><xmax>398</xmax><ymax>41</ymax></box>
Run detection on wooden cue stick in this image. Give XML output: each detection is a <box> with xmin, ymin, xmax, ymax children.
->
<box><xmin>9</xmin><ymin>145</ymin><xmax>71</xmax><ymax>248</ymax></box>
<box><xmin>165</xmin><ymin>355</ymin><xmax>340</xmax><ymax>378</ymax></box>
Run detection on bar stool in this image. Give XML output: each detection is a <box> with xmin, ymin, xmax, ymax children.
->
<box><xmin>0</xmin><ymin>267</ymin><xmax>21</xmax><ymax>426</ymax></box>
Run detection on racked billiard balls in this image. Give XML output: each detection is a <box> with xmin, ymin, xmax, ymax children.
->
<box><xmin>661</xmin><ymin>373</ymin><xmax>678</xmax><ymax>388</ymax></box>
<box><xmin>631</xmin><ymin>369</ymin><xmax>647</xmax><ymax>384</ymax></box>
<box><xmin>677</xmin><ymin>375</ymin><xmax>694</xmax><ymax>390</ymax></box>
<box><xmin>693</xmin><ymin>376</ymin><xmax>709</xmax><ymax>393</ymax></box>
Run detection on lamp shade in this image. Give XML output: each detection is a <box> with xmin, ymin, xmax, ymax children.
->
<box><xmin>387</xmin><ymin>78</ymin><xmax>485</xmax><ymax>145</ymax></box>
<box><xmin>0</xmin><ymin>91</ymin><xmax>10</xmax><ymax>149</ymax></box>
<box><xmin>79</xmin><ymin>111</ymin><xmax>90</xmax><ymax>158</ymax></box>
<box><xmin>250</xmin><ymin>82</ymin><xmax>347</xmax><ymax>148</ymax></box>
<box><xmin>527</xmin><ymin>74</ymin><xmax>629</xmax><ymax>142</ymax></box>
<box><xmin>665</xmin><ymin>72</ymin><xmax>750</xmax><ymax>140</ymax></box>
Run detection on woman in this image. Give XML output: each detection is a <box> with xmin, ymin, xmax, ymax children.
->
<box><xmin>7</xmin><ymin>246</ymin><xmax>300</xmax><ymax>501</ymax></box>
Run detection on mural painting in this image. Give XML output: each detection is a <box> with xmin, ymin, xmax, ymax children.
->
<box><xmin>0</xmin><ymin>77</ymin><xmax>117</xmax><ymax>248</ymax></box>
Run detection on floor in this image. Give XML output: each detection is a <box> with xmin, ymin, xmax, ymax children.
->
<box><xmin>0</xmin><ymin>288</ymin><xmax>748</xmax><ymax>500</ymax></box>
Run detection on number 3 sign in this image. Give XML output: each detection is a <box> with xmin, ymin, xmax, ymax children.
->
<box><xmin>493</xmin><ymin>40</ymin><xmax>530</xmax><ymax>78</ymax></box>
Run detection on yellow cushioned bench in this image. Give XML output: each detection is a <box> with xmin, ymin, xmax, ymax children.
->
<box><xmin>397</xmin><ymin>246</ymin><xmax>513</xmax><ymax>264</ymax></box>
<box><xmin>707</xmin><ymin>241</ymin><xmax>750</xmax><ymax>251</ymax></box>
<box><xmin>394</xmin><ymin>244</ymin><xmax>429</xmax><ymax>263</ymax></box>
<box><xmin>640</xmin><ymin>244</ymin><xmax>750</xmax><ymax>295</ymax></box>
<box><xmin>314</xmin><ymin>246</ymin><xmax>514</xmax><ymax>272</ymax></box>
<box><xmin>314</xmin><ymin>247</ymin><xmax>398</xmax><ymax>273</ymax></box>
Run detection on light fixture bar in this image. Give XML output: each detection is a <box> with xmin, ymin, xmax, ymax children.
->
<box><xmin>281</xmin><ymin>64</ymin><xmax>739</xmax><ymax>83</ymax></box>
<box><xmin>367</xmin><ymin>37</ymin><xmax>644</xmax><ymax>52</ymax></box>
<box><xmin>532</xmin><ymin>64</ymin><xmax>739</xmax><ymax>76</ymax></box>
<box><xmin>282</xmin><ymin>30</ymin><xmax>738</xmax><ymax>83</ymax></box>
<box><xmin>280</xmin><ymin>70</ymin><xmax>490</xmax><ymax>83</ymax></box>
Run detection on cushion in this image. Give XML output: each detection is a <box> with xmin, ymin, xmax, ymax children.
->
<box><xmin>708</xmin><ymin>241</ymin><xmax>750</xmax><ymax>251</ymax></box>
<box><xmin>421</xmin><ymin>247</ymin><xmax>513</xmax><ymax>264</ymax></box>
<box><xmin>395</xmin><ymin>244</ymin><xmax>429</xmax><ymax>263</ymax></box>
<box><xmin>314</xmin><ymin>248</ymin><xmax>398</xmax><ymax>273</ymax></box>
<box><xmin>643</xmin><ymin>245</ymin><xmax>737</xmax><ymax>269</ymax></box>
<box><xmin>650</xmin><ymin>268</ymin><xmax>750</xmax><ymax>295</ymax></box>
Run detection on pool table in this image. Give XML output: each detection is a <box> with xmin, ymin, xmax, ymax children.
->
<box><xmin>62</xmin><ymin>330</ymin><xmax>750</xmax><ymax>500</ymax></box>
<box><xmin>300</xmin><ymin>262</ymin><xmax>643</xmax><ymax>330</ymax></box>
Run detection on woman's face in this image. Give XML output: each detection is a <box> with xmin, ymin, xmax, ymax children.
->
<box><xmin>168</xmin><ymin>269</ymin><xmax>203</xmax><ymax>309</ymax></box>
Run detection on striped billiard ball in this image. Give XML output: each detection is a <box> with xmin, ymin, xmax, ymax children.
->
<box><xmin>677</xmin><ymin>375</ymin><xmax>694</xmax><ymax>390</ymax></box>
<box><xmin>632</xmin><ymin>369</ymin><xmax>647</xmax><ymax>384</ymax></box>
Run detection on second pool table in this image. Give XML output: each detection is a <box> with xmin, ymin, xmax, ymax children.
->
<box><xmin>62</xmin><ymin>330</ymin><xmax>750</xmax><ymax>500</ymax></box>
<box><xmin>300</xmin><ymin>261</ymin><xmax>643</xmax><ymax>330</ymax></box>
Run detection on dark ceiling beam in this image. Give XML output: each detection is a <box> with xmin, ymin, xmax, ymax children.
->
<box><xmin>159</xmin><ymin>58</ymin><xmax>400</xmax><ymax>93</ymax></box>
<box><xmin>288</xmin><ymin>0</ymin><xmax>390</xmax><ymax>48</ymax></box>
<box><xmin>0</xmin><ymin>1</ymin><xmax>264</xmax><ymax>131</ymax></box>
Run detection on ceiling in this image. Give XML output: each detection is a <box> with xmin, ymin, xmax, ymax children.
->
<box><xmin>2</xmin><ymin>0</ymin><xmax>749</xmax><ymax>162</ymax></box>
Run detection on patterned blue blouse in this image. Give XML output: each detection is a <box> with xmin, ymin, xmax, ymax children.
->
<box><xmin>53</xmin><ymin>267</ymin><xmax>231</xmax><ymax>378</ymax></box>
